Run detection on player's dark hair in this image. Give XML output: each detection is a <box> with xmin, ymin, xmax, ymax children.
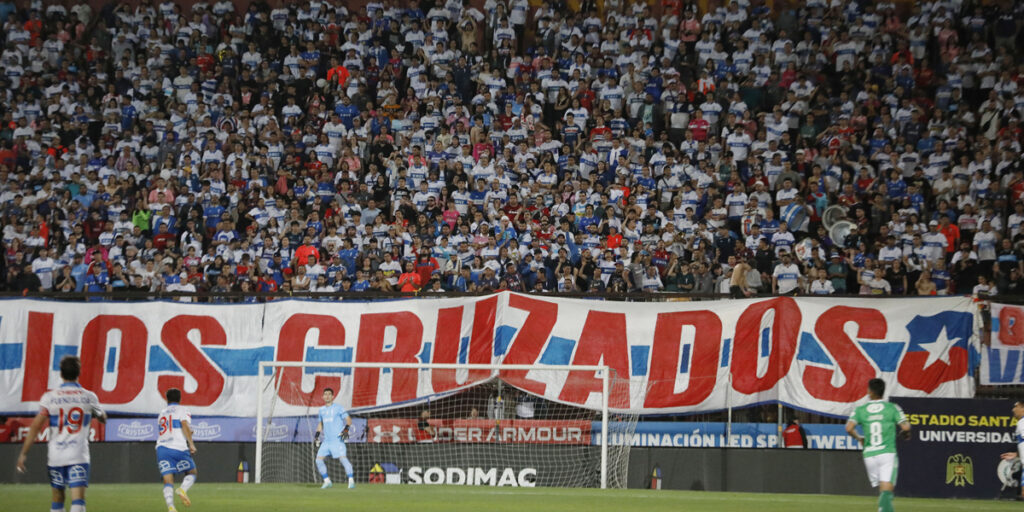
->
<box><xmin>323</xmin><ymin>387</ymin><xmax>335</xmax><ymax>395</ymax></box>
<box><xmin>166</xmin><ymin>388</ymin><xmax>182</xmax><ymax>403</ymax></box>
<box><xmin>59</xmin><ymin>355</ymin><xmax>81</xmax><ymax>381</ymax></box>
<box><xmin>868</xmin><ymin>378</ymin><xmax>886</xmax><ymax>398</ymax></box>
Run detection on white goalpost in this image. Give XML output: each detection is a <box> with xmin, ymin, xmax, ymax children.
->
<box><xmin>255</xmin><ymin>362</ymin><xmax>638</xmax><ymax>489</ymax></box>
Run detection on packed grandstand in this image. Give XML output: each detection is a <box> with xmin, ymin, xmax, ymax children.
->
<box><xmin>0</xmin><ymin>0</ymin><xmax>1022</xmax><ymax>299</ymax></box>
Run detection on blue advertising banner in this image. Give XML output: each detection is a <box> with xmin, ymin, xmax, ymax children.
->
<box><xmin>892</xmin><ymin>397</ymin><xmax>1020</xmax><ymax>499</ymax></box>
<box><xmin>106</xmin><ymin>417</ymin><xmax>369</xmax><ymax>443</ymax></box>
<box><xmin>591</xmin><ymin>422</ymin><xmax>860</xmax><ymax>449</ymax></box>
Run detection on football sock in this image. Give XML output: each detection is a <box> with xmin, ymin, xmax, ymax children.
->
<box><xmin>878</xmin><ymin>490</ymin><xmax>894</xmax><ymax>512</ymax></box>
<box><xmin>316</xmin><ymin>458</ymin><xmax>329</xmax><ymax>480</ymax></box>
<box><xmin>70</xmin><ymin>499</ymin><xmax>86</xmax><ymax>512</ymax></box>
<box><xmin>52</xmin><ymin>501</ymin><xmax>63</xmax><ymax>512</ymax></box>
<box><xmin>164</xmin><ymin>484</ymin><xmax>175</xmax><ymax>508</ymax></box>
<box><xmin>341</xmin><ymin>457</ymin><xmax>354</xmax><ymax>478</ymax></box>
<box><xmin>181</xmin><ymin>474</ymin><xmax>196</xmax><ymax>492</ymax></box>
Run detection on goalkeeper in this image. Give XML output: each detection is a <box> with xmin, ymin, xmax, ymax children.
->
<box><xmin>315</xmin><ymin>387</ymin><xmax>354</xmax><ymax>489</ymax></box>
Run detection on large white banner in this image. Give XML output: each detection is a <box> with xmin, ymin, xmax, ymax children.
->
<box><xmin>0</xmin><ymin>294</ymin><xmax>977</xmax><ymax>417</ymax></box>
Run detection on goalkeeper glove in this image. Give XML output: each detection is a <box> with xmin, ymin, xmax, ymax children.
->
<box><xmin>340</xmin><ymin>426</ymin><xmax>350</xmax><ymax>441</ymax></box>
<box><xmin>314</xmin><ymin>431</ymin><xmax>321</xmax><ymax>447</ymax></box>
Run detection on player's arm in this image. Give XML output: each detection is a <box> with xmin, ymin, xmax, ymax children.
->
<box><xmin>15</xmin><ymin>408</ymin><xmax>48</xmax><ymax>473</ymax></box>
<box><xmin>897</xmin><ymin>419</ymin><xmax>911</xmax><ymax>440</ymax></box>
<box><xmin>180</xmin><ymin>419</ymin><xmax>197</xmax><ymax>454</ymax></box>
<box><xmin>315</xmin><ymin>418</ymin><xmax>323</xmax><ymax>445</ymax></box>
<box><xmin>896</xmin><ymin>406</ymin><xmax>911</xmax><ymax>440</ymax></box>
<box><xmin>340</xmin><ymin>413</ymin><xmax>352</xmax><ymax>440</ymax></box>
<box><xmin>845</xmin><ymin>418</ymin><xmax>863</xmax><ymax>443</ymax></box>
<box><xmin>92</xmin><ymin>395</ymin><xmax>107</xmax><ymax>424</ymax></box>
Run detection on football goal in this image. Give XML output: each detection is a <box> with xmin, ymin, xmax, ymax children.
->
<box><xmin>255</xmin><ymin>362</ymin><xmax>638</xmax><ymax>489</ymax></box>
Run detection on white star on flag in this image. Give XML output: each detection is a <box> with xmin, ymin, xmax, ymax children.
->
<box><xmin>918</xmin><ymin>326</ymin><xmax>961</xmax><ymax>368</ymax></box>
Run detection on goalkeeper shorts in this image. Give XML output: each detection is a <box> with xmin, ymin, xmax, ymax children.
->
<box><xmin>317</xmin><ymin>441</ymin><xmax>347</xmax><ymax>459</ymax></box>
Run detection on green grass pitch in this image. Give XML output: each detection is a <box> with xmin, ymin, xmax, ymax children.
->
<box><xmin>0</xmin><ymin>484</ymin><xmax>1021</xmax><ymax>512</ymax></box>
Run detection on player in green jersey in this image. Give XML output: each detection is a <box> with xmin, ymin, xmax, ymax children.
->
<box><xmin>846</xmin><ymin>378</ymin><xmax>910</xmax><ymax>512</ymax></box>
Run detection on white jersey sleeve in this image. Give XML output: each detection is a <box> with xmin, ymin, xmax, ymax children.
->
<box><xmin>39</xmin><ymin>383</ymin><xmax>102</xmax><ymax>467</ymax></box>
<box><xmin>1016</xmin><ymin>419</ymin><xmax>1024</xmax><ymax>458</ymax></box>
<box><xmin>156</xmin><ymin>404</ymin><xmax>192</xmax><ymax>452</ymax></box>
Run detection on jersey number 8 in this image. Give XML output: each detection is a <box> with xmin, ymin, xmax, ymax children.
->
<box><xmin>869</xmin><ymin>422</ymin><xmax>883</xmax><ymax>446</ymax></box>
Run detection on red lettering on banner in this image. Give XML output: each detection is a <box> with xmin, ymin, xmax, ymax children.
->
<box><xmin>157</xmin><ymin>316</ymin><xmax>227</xmax><ymax>407</ymax></box>
<box><xmin>276</xmin><ymin>314</ymin><xmax>346</xmax><ymax>406</ymax></box>
<box><xmin>644</xmin><ymin>311</ymin><xmax>722</xmax><ymax>408</ymax></box>
<box><xmin>999</xmin><ymin>306</ymin><xmax>1024</xmax><ymax>346</ymax></box>
<box><xmin>559</xmin><ymin>311</ymin><xmax>631</xmax><ymax>408</ymax></box>
<box><xmin>21</xmin><ymin>312</ymin><xmax>54</xmax><ymax>402</ymax></box>
<box><xmin>432</xmin><ymin>297</ymin><xmax>497</xmax><ymax>393</ymax></box>
<box><xmin>500</xmin><ymin>295</ymin><xmax>557</xmax><ymax>395</ymax></box>
<box><xmin>354</xmin><ymin>312</ymin><xmax>424</xmax><ymax>407</ymax></box>
<box><xmin>79</xmin><ymin>315</ymin><xmax>147</xmax><ymax>404</ymax></box>
<box><xmin>731</xmin><ymin>298</ymin><xmax>800</xmax><ymax>395</ymax></box>
<box><xmin>803</xmin><ymin>307</ymin><xmax>885</xmax><ymax>402</ymax></box>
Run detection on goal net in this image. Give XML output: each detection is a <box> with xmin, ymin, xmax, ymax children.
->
<box><xmin>256</xmin><ymin>363</ymin><xmax>638</xmax><ymax>489</ymax></box>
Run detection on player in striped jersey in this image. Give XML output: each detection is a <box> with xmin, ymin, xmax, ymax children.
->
<box><xmin>157</xmin><ymin>388</ymin><xmax>198</xmax><ymax>511</ymax></box>
<box><xmin>17</xmin><ymin>356</ymin><xmax>106</xmax><ymax>512</ymax></box>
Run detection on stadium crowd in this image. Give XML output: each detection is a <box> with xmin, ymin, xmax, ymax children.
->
<box><xmin>0</xmin><ymin>0</ymin><xmax>1023</xmax><ymax>300</ymax></box>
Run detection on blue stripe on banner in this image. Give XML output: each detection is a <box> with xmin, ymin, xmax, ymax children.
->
<box><xmin>720</xmin><ymin>338</ymin><xmax>731</xmax><ymax>367</ymax></box>
<box><xmin>992</xmin><ymin>316</ymin><xmax>1001</xmax><ymax>333</ymax></box>
<box><xmin>993</xmin><ymin>348</ymin><xmax>1024</xmax><ymax>383</ymax></box>
<box><xmin>202</xmin><ymin>347</ymin><xmax>275</xmax><ymax>377</ymax></box>
<box><xmin>457</xmin><ymin>337</ymin><xmax>470</xmax><ymax>364</ymax></box>
<box><xmin>148</xmin><ymin>346</ymin><xmax>182</xmax><ymax>372</ymax></box>
<box><xmin>760</xmin><ymin>328</ymin><xmax>770</xmax><ymax>357</ymax></box>
<box><xmin>0</xmin><ymin>343</ymin><xmax>23</xmax><ymax>370</ymax></box>
<box><xmin>494</xmin><ymin>326</ymin><xmax>517</xmax><ymax>357</ymax></box>
<box><xmin>857</xmin><ymin>342</ymin><xmax>905</xmax><ymax>372</ymax></box>
<box><xmin>106</xmin><ymin>347</ymin><xmax>117</xmax><ymax>373</ymax></box>
<box><xmin>302</xmin><ymin>346</ymin><xmax>353</xmax><ymax>375</ymax></box>
<box><xmin>172</xmin><ymin>419</ymin><xmax>181</xmax><ymax>428</ymax></box>
<box><xmin>417</xmin><ymin>342</ymin><xmax>432</xmax><ymax>364</ymax></box>
<box><xmin>679</xmin><ymin>344</ymin><xmax>691</xmax><ymax>373</ymax></box>
<box><xmin>630</xmin><ymin>346</ymin><xmax>649</xmax><ymax>377</ymax></box>
<box><xmin>797</xmin><ymin>332</ymin><xmax>831</xmax><ymax>365</ymax></box>
<box><xmin>538</xmin><ymin>336</ymin><xmax>575</xmax><ymax>365</ymax></box>
<box><xmin>52</xmin><ymin>345</ymin><xmax>78</xmax><ymax>370</ymax></box>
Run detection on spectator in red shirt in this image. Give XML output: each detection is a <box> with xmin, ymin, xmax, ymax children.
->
<box><xmin>415</xmin><ymin>252</ymin><xmax>439</xmax><ymax>285</ymax></box>
<box><xmin>398</xmin><ymin>262</ymin><xmax>422</xmax><ymax>293</ymax></box>
<box><xmin>295</xmin><ymin>237</ymin><xmax>320</xmax><ymax>267</ymax></box>
<box><xmin>688</xmin><ymin>110</ymin><xmax>709</xmax><ymax>141</ymax></box>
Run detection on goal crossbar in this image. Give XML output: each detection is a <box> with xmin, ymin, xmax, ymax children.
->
<box><xmin>255</xmin><ymin>362</ymin><xmax>613</xmax><ymax>488</ymax></box>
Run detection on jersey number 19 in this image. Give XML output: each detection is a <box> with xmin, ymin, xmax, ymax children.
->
<box><xmin>57</xmin><ymin>407</ymin><xmax>85</xmax><ymax>434</ymax></box>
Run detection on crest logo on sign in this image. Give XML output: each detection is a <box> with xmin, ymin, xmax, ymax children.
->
<box><xmin>946</xmin><ymin>454</ymin><xmax>974</xmax><ymax>486</ymax></box>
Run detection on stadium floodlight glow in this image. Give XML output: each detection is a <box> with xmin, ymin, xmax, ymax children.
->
<box><xmin>256</xmin><ymin>362</ymin><xmax>637</xmax><ymax>489</ymax></box>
